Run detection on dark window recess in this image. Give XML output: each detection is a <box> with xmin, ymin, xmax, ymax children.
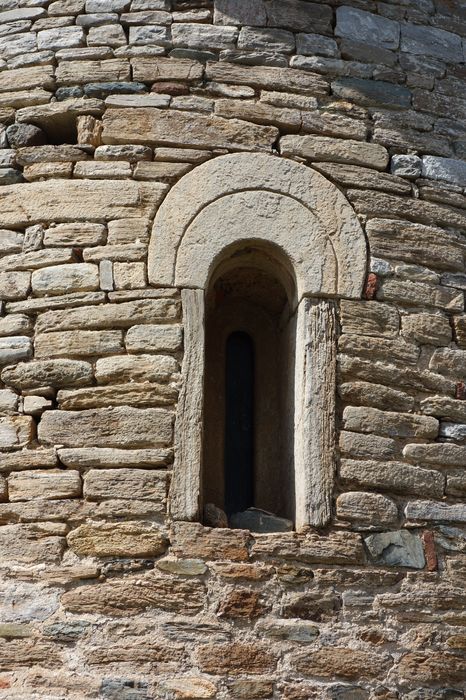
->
<box><xmin>224</xmin><ymin>331</ymin><xmax>255</xmax><ymax>516</ymax></box>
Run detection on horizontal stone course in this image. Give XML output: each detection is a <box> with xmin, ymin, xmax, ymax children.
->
<box><xmin>340</xmin><ymin>459</ymin><xmax>444</xmax><ymax>498</ymax></box>
<box><xmin>8</xmin><ymin>470</ymin><xmax>82</xmax><ymax>502</ymax></box>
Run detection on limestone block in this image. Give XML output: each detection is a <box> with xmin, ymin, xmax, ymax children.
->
<box><xmin>339</xmin><ymin>335</ymin><xmax>419</xmax><ymax>365</ymax></box>
<box><xmin>403</xmin><ymin>442</ymin><xmax>466</xmax><ymax>468</ymax></box>
<box><xmin>67</xmin><ymin>521</ymin><xmax>168</xmax><ymax>557</ymax></box>
<box><xmin>332</xmin><ymin>77</ymin><xmax>411</xmax><ymax>109</ymax></box>
<box><xmin>157</xmin><ymin>679</ymin><xmax>217</xmax><ymax>699</ymax></box>
<box><xmin>422</xmin><ymin>156</ymin><xmax>466</xmax><ymax>188</ymax></box>
<box><xmin>8</xmin><ymin>470</ymin><xmax>82</xmax><ymax>501</ymax></box>
<box><xmin>196</xmin><ymin>643</ymin><xmax>277</xmax><ymax>675</ymax></box>
<box><xmin>113</xmin><ymin>262</ymin><xmax>146</xmax><ymax>289</ymax></box>
<box><xmin>0</xmin><ymin>523</ymin><xmax>65</xmax><ymax>565</ymax></box>
<box><xmin>366</xmin><ymin>218</ymin><xmax>464</xmax><ymax>271</ymax></box>
<box><xmin>88</xmin><ymin>24</ymin><xmax>127</xmax><ymax>47</ymax></box>
<box><xmin>297</xmin><ymin>530</ymin><xmax>365</xmax><ymax>565</ymax></box>
<box><xmin>36</xmin><ymin>298</ymin><xmax>179</xmax><ymax>333</ymax></box>
<box><xmin>31</xmin><ymin>263</ymin><xmax>99</xmax><ymax>296</ymax></box>
<box><xmin>43</xmin><ymin>223</ymin><xmax>106</xmax><ymax>247</ymax></box>
<box><xmin>430</xmin><ymin>348</ymin><xmax>466</xmax><ymax>377</ymax></box>
<box><xmin>238</xmin><ymin>27</ymin><xmax>295</xmax><ymax>53</ymax></box>
<box><xmin>56</xmin><ymin>382</ymin><xmax>177</xmax><ymax>409</ymax></box>
<box><xmin>340</xmin><ymin>300</ymin><xmax>399</xmax><ymax>337</ymax></box>
<box><xmin>132</xmin><ymin>56</ymin><xmax>203</xmax><ymax>82</ymax></box>
<box><xmin>215</xmin><ymin>99</ymin><xmax>301</xmax><ymax>130</ymax></box>
<box><xmin>453</xmin><ymin>316</ymin><xmax>466</xmax><ymax>348</ymax></box>
<box><xmin>61</xmin><ymin>570</ymin><xmax>204</xmax><ymax>615</ymax></box>
<box><xmin>0</xmin><ymin>449</ymin><xmax>57</xmax><ymax>472</ymax></box>
<box><xmin>440</xmin><ymin>422</ymin><xmax>466</xmax><ymax>440</ymax></box>
<box><xmin>0</xmin><ymin>249</ymin><xmax>75</xmax><ymax>273</ymax></box>
<box><xmin>206</xmin><ymin>62</ymin><xmax>328</xmax><ymax>95</ymax></box>
<box><xmin>280</xmin><ymin>135</ymin><xmax>389</xmax><ymax>170</ymax></box>
<box><xmin>314</xmin><ymin>162</ymin><xmax>409</xmax><ymax>194</ymax></box>
<box><xmin>0</xmin><ymin>272</ymin><xmax>30</xmax><ymax>300</ymax></box>
<box><xmin>0</xmin><ymin>389</ymin><xmax>18</xmax><ymax>414</ymax></box>
<box><xmin>0</xmin><ymin>179</ymin><xmax>168</xmax><ymax>228</ymax></box>
<box><xmin>107</xmin><ymin>217</ymin><xmax>150</xmax><ymax>245</ymax></box>
<box><xmin>16</xmin><ymin>146</ymin><xmax>90</xmax><ymax>166</ymax></box>
<box><xmin>339</xmin><ymin>381</ymin><xmax>414</xmax><ymax>413</ymax></box>
<box><xmin>84</xmin><ymin>468</ymin><xmax>167</xmax><ymax>502</ymax></box>
<box><xmin>83</xmin><ymin>243</ymin><xmax>146</xmax><ymax>262</ymax></box>
<box><xmin>339</xmin><ymin>430</ymin><xmax>396</xmax><ymax>460</ymax></box>
<box><xmin>0</xmin><ymin>230</ymin><xmax>24</xmax><ymax>256</ymax></box>
<box><xmin>172</xmin><ymin>23</ymin><xmax>238</xmax><ymax>50</ymax></box>
<box><xmin>421</xmin><ymin>396</ymin><xmax>466</xmax><ymax>424</ymax></box>
<box><xmin>35</xmin><ymin>330</ymin><xmax>124</xmax><ymax>359</ymax></box>
<box><xmin>171</xmin><ymin>522</ymin><xmax>250</xmax><ymax>562</ymax></box>
<box><xmin>0</xmin><ymin>415</ymin><xmax>34</xmax><ymax>450</ymax></box>
<box><xmin>0</xmin><ymin>89</ymin><xmax>51</xmax><ymax>109</ymax></box>
<box><xmin>56</xmin><ymin>59</ymin><xmax>131</xmax><ymax>85</ymax></box>
<box><xmin>396</xmin><ymin>651</ymin><xmax>466</xmax><ymax>685</ymax></box>
<box><xmin>0</xmin><ymin>639</ymin><xmax>62</xmax><ymax>671</ymax></box>
<box><xmin>0</xmin><ymin>7</ymin><xmax>45</xmax><ymax>22</ymax></box>
<box><xmin>38</xmin><ymin>27</ymin><xmax>84</xmax><ymax>50</ymax></box>
<box><xmin>23</xmin><ymin>162</ymin><xmax>74</xmax><ymax>182</ymax></box>
<box><xmin>391</xmin><ymin>154</ymin><xmax>422</xmax><ymax>179</ymax></box>
<box><xmin>133</xmin><ymin>161</ymin><xmax>193</xmax><ymax>181</ymax></box>
<box><xmin>337</xmin><ymin>492</ymin><xmax>398</xmax><ymax>527</ymax></box>
<box><xmin>0</xmin><ymin>336</ymin><xmax>32</xmax><ymax>366</ymax></box>
<box><xmin>94</xmin><ymin>144</ymin><xmax>152</xmax><ymax>162</ymax></box>
<box><xmin>73</xmin><ymin>161</ymin><xmax>132</xmax><ymax>179</ymax></box>
<box><xmin>349</xmin><ymin>190</ymin><xmax>466</xmax><ymax>231</ymax></box>
<box><xmin>401</xmin><ymin>23</ymin><xmax>462</xmax><ymax>62</ymax></box>
<box><xmin>401</xmin><ymin>313</ymin><xmax>451</xmax><ymax>346</ymax></box>
<box><xmin>343</xmin><ymin>406</ymin><xmax>438</xmax><ymax>439</ymax></box>
<box><xmin>0</xmin><ymin>475</ymin><xmax>6</xmax><ymax>501</ymax></box>
<box><xmin>446</xmin><ymin>471</ymin><xmax>466</xmax><ymax>497</ymax></box>
<box><xmin>0</xmin><ymin>315</ymin><xmax>32</xmax><ymax>338</ymax></box>
<box><xmin>58</xmin><ymin>447</ymin><xmax>172</xmax><ymax>468</ymax></box>
<box><xmin>23</xmin><ymin>396</ymin><xmax>53</xmax><ymax>416</ymax></box>
<box><xmin>0</xmin><ymin>66</ymin><xmax>54</xmax><ymax>93</ymax></box>
<box><xmin>340</xmin><ymin>459</ymin><xmax>444</xmax><ymax>498</ymax></box>
<box><xmin>102</xmin><ymin>107</ymin><xmax>278</xmax><ymax>151</ymax></box>
<box><xmin>377</xmin><ymin>279</ymin><xmax>463</xmax><ymax>312</ymax></box>
<box><xmin>339</xmin><ymin>355</ymin><xmax>454</xmax><ymax>396</ymax></box>
<box><xmin>16</xmin><ymin>98</ymin><xmax>103</xmax><ymax>134</ymax></box>
<box><xmin>95</xmin><ymin>354</ymin><xmax>178</xmax><ymax>383</ymax></box>
<box><xmin>38</xmin><ymin>407</ymin><xmax>173</xmax><ymax>448</ymax></box>
<box><xmin>105</xmin><ymin>94</ymin><xmax>170</xmax><ymax>109</ymax></box>
<box><xmin>405</xmin><ymin>501</ymin><xmax>466</xmax><ymax>523</ymax></box>
<box><xmin>365</xmin><ymin>530</ymin><xmax>425</xmax><ymax>568</ymax></box>
<box><xmin>125</xmin><ymin>323</ymin><xmax>182</xmax><ymax>353</ymax></box>
<box><xmin>295</xmin><ymin>647</ymin><xmax>391</xmax><ymax>680</ymax></box>
<box><xmin>336</xmin><ymin>6</ymin><xmax>399</xmax><ymax>49</ymax></box>
<box><xmin>128</xmin><ymin>25</ymin><xmax>171</xmax><ymax>45</ymax></box>
<box><xmin>1</xmin><ymin>359</ymin><xmax>93</xmax><ymax>390</ymax></box>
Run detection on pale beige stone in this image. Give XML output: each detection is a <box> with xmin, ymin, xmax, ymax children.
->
<box><xmin>0</xmin><ymin>271</ymin><xmax>31</xmax><ymax>300</ymax></box>
<box><xmin>113</xmin><ymin>262</ymin><xmax>146</xmax><ymax>289</ymax></box>
<box><xmin>401</xmin><ymin>312</ymin><xmax>452</xmax><ymax>346</ymax></box>
<box><xmin>0</xmin><ymin>89</ymin><xmax>51</xmax><ymax>109</ymax></box>
<box><xmin>158</xmin><ymin>678</ymin><xmax>217</xmax><ymax>699</ymax></box>
<box><xmin>56</xmin><ymin>59</ymin><xmax>130</xmax><ymax>84</ymax></box>
<box><xmin>133</xmin><ymin>161</ymin><xmax>192</xmax><ymax>181</ymax></box>
<box><xmin>0</xmin><ymin>389</ymin><xmax>18</xmax><ymax>414</ymax></box>
<box><xmin>336</xmin><ymin>492</ymin><xmax>398</xmax><ymax>527</ymax></box>
<box><xmin>215</xmin><ymin>98</ymin><xmax>301</xmax><ymax>130</ymax></box>
<box><xmin>125</xmin><ymin>324</ymin><xmax>182</xmax><ymax>352</ymax></box>
<box><xmin>83</xmin><ymin>243</ymin><xmax>146</xmax><ymax>263</ymax></box>
<box><xmin>76</xmin><ymin>115</ymin><xmax>102</xmax><ymax>148</ymax></box>
<box><xmin>403</xmin><ymin>442</ymin><xmax>466</xmax><ymax>468</ymax></box>
<box><xmin>377</xmin><ymin>279</ymin><xmax>463</xmax><ymax>312</ymax></box>
<box><xmin>1</xmin><ymin>359</ymin><xmax>93</xmax><ymax>389</ymax></box>
<box><xmin>343</xmin><ymin>406</ymin><xmax>438</xmax><ymax>439</ymax></box>
<box><xmin>339</xmin><ymin>430</ymin><xmax>396</xmax><ymax>460</ymax></box>
<box><xmin>43</xmin><ymin>223</ymin><xmax>106</xmax><ymax>247</ymax></box>
<box><xmin>0</xmin><ymin>523</ymin><xmax>65</xmax><ymax>564</ymax></box>
<box><xmin>340</xmin><ymin>459</ymin><xmax>444</xmax><ymax>498</ymax></box>
<box><xmin>0</xmin><ymin>449</ymin><xmax>57</xmax><ymax>472</ymax></box>
<box><xmin>6</xmin><ymin>292</ymin><xmax>106</xmax><ymax>315</ymax></box>
<box><xmin>95</xmin><ymin>354</ymin><xmax>178</xmax><ymax>383</ymax></box>
<box><xmin>67</xmin><ymin>521</ymin><xmax>168</xmax><ymax>557</ymax></box>
<box><xmin>148</xmin><ymin>153</ymin><xmax>367</xmax><ymax>299</ymax></box>
<box><xmin>430</xmin><ymin>348</ymin><xmax>466</xmax><ymax>376</ymax></box>
<box><xmin>84</xmin><ymin>468</ymin><xmax>167</xmax><ymax>502</ymax></box>
<box><xmin>0</xmin><ymin>180</ymin><xmax>167</xmax><ymax>228</ymax></box>
<box><xmin>132</xmin><ymin>56</ymin><xmax>204</xmax><ymax>82</ymax></box>
<box><xmin>0</xmin><ymin>416</ymin><xmax>34</xmax><ymax>450</ymax></box>
<box><xmin>102</xmin><ymin>107</ymin><xmax>279</xmax><ymax>152</ymax></box>
<box><xmin>31</xmin><ymin>263</ymin><xmax>99</xmax><ymax>296</ymax></box>
<box><xmin>280</xmin><ymin>134</ymin><xmax>389</xmax><ymax>170</ymax></box>
<box><xmin>205</xmin><ymin>62</ymin><xmax>328</xmax><ymax>95</ymax></box>
<box><xmin>58</xmin><ymin>447</ymin><xmax>172</xmax><ymax>469</ymax></box>
<box><xmin>0</xmin><ymin>315</ymin><xmax>32</xmax><ymax>337</ymax></box>
<box><xmin>421</xmin><ymin>396</ymin><xmax>466</xmax><ymax>423</ymax></box>
<box><xmin>339</xmin><ymin>335</ymin><xmax>419</xmax><ymax>365</ymax></box>
<box><xmin>0</xmin><ymin>249</ymin><xmax>75</xmax><ymax>273</ymax></box>
<box><xmin>23</xmin><ymin>162</ymin><xmax>74</xmax><ymax>181</ymax></box>
<box><xmin>8</xmin><ymin>470</ymin><xmax>81</xmax><ymax>501</ymax></box>
<box><xmin>107</xmin><ymin>217</ymin><xmax>150</xmax><ymax>245</ymax></box>
<box><xmin>340</xmin><ymin>300</ymin><xmax>399</xmax><ymax>337</ymax></box>
<box><xmin>38</xmin><ymin>406</ymin><xmax>173</xmax><ymax>448</ymax></box>
<box><xmin>35</xmin><ymin>330</ymin><xmax>123</xmax><ymax>358</ymax></box>
<box><xmin>0</xmin><ymin>475</ymin><xmax>6</xmax><ymax>501</ymax></box>
<box><xmin>56</xmin><ymin>382</ymin><xmax>177</xmax><ymax>409</ymax></box>
<box><xmin>339</xmin><ymin>381</ymin><xmax>415</xmax><ymax>413</ymax></box>
<box><xmin>36</xmin><ymin>298</ymin><xmax>179</xmax><ymax>333</ymax></box>
<box><xmin>74</xmin><ymin>161</ymin><xmax>132</xmax><ymax>179</ymax></box>
<box><xmin>0</xmin><ymin>66</ymin><xmax>54</xmax><ymax>92</ymax></box>
<box><xmin>314</xmin><ymin>161</ymin><xmax>411</xmax><ymax>194</ymax></box>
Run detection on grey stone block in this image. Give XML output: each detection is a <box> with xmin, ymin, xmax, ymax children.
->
<box><xmin>365</xmin><ymin>530</ymin><xmax>425</xmax><ymax>569</ymax></box>
<box><xmin>296</xmin><ymin>33</ymin><xmax>339</xmax><ymax>58</ymax></box>
<box><xmin>0</xmin><ymin>168</ymin><xmax>23</xmax><ymax>185</ymax></box>
<box><xmin>332</xmin><ymin>77</ymin><xmax>411</xmax><ymax>109</ymax></box>
<box><xmin>421</xmin><ymin>156</ymin><xmax>466</xmax><ymax>187</ymax></box>
<box><xmin>401</xmin><ymin>23</ymin><xmax>462</xmax><ymax>63</ymax></box>
<box><xmin>83</xmin><ymin>82</ymin><xmax>147</xmax><ymax>98</ymax></box>
<box><xmin>214</xmin><ymin>0</ymin><xmax>267</xmax><ymax>26</ymax></box>
<box><xmin>336</xmin><ymin>6</ymin><xmax>400</xmax><ymax>50</ymax></box>
<box><xmin>76</xmin><ymin>13</ymin><xmax>119</xmax><ymax>27</ymax></box>
<box><xmin>6</xmin><ymin>123</ymin><xmax>47</xmax><ymax>148</ymax></box>
<box><xmin>237</xmin><ymin>27</ymin><xmax>295</xmax><ymax>53</ymax></box>
<box><xmin>129</xmin><ymin>25</ymin><xmax>171</xmax><ymax>46</ymax></box>
<box><xmin>391</xmin><ymin>154</ymin><xmax>422</xmax><ymax>179</ymax></box>
<box><xmin>340</xmin><ymin>39</ymin><xmax>396</xmax><ymax>67</ymax></box>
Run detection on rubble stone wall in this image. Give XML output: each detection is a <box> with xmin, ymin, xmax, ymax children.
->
<box><xmin>0</xmin><ymin>0</ymin><xmax>465</xmax><ymax>698</ymax></box>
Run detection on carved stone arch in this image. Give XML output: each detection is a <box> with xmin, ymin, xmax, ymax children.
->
<box><xmin>148</xmin><ymin>153</ymin><xmax>367</xmax><ymax>300</ymax></box>
<box><xmin>149</xmin><ymin>153</ymin><xmax>368</xmax><ymax>530</ymax></box>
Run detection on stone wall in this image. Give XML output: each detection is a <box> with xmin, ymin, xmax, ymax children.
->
<box><xmin>0</xmin><ymin>0</ymin><xmax>466</xmax><ymax>698</ymax></box>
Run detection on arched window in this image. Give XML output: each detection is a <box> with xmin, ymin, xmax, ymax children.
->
<box><xmin>148</xmin><ymin>153</ymin><xmax>367</xmax><ymax>530</ymax></box>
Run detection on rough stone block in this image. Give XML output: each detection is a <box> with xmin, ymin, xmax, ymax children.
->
<box><xmin>43</xmin><ymin>223</ymin><xmax>106</xmax><ymax>248</ymax></box>
<box><xmin>339</xmin><ymin>335</ymin><xmax>419</xmax><ymax>365</ymax></box>
<box><xmin>38</xmin><ymin>406</ymin><xmax>173</xmax><ymax>448</ymax></box>
<box><xmin>365</xmin><ymin>530</ymin><xmax>425</xmax><ymax>568</ymax></box>
<box><xmin>171</xmin><ymin>522</ymin><xmax>250</xmax><ymax>562</ymax></box>
<box><xmin>296</xmin><ymin>32</ymin><xmax>338</xmax><ymax>57</ymax></box>
<box><xmin>340</xmin><ymin>300</ymin><xmax>399</xmax><ymax>338</ymax></box>
<box><xmin>1</xmin><ymin>359</ymin><xmax>93</xmax><ymax>390</ymax></box>
<box><xmin>401</xmin><ymin>313</ymin><xmax>452</xmax><ymax>346</ymax></box>
<box><xmin>430</xmin><ymin>348</ymin><xmax>466</xmax><ymax>377</ymax></box>
<box><xmin>401</xmin><ymin>23</ymin><xmax>462</xmax><ymax>62</ymax></box>
<box><xmin>405</xmin><ymin>501</ymin><xmax>466</xmax><ymax>523</ymax></box>
<box><xmin>0</xmin><ymin>523</ymin><xmax>65</xmax><ymax>565</ymax></box>
<box><xmin>421</xmin><ymin>396</ymin><xmax>466</xmax><ymax>423</ymax></box>
<box><xmin>280</xmin><ymin>135</ymin><xmax>389</xmax><ymax>170</ymax></box>
<box><xmin>196</xmin><ymin>643</ymin><xmax>277</xmax><ymax>675</ymax></box>
<box><xmin>340</xmin><ymin>459</ymin><xmax>444</xmax><ymax>498</ymax></box>
<box><xmin>0</xmin><ymin>415</ymin><xmax>34</xmax><ymax>450</ymax></box>
<box><xmin>206</xmin><ymin>62</ymin><xmax>328</xmax><ymax>95</ymax></box>
<box><xmin>58</xmin><ymin>447</ymin><xmax>172</xmax><ymax>469</ymax></box>
<box><xmin>56</xmin><ymin>382</ymin><xmax>177</xmax><ymax>409</ymax></box>
<box><xmin>339</xmin><ymin>431</ymin><xmax>396</xmax><ymax>460</ymax></box>
<box><xmin>172</xmin><ymin>23</ymin><xmax>238</xmax><ymax>50</ymax></box>
<box><xmin>67</xmin><ymin>521</ymin><xmax>168</xmax><ymax>557</ymax></box>
<box><xmin>337</xmin><ymin>492</ymin><xmax>398</xmax><ymax>527</ymax></box>
<box><xmin>35</xmin><ymin>330</ymin><xmax>124</xmax><ymax>359</ymax></box>
<box><xmin>238</xmin><ymin>27</ymin><xmax>295</xmax><ymax>53</ymax></box>
<box><xmin>422</xmin><ymin>156</ymin><xmax>466</xmax><ymax>187</ymax></box>
<box><xmin>332</xmin><ymin>77</ymin><xmax>411</xmax><ymax>109</ymax></box>
<box><xmin>403</xmin><ymin>442</ymin><xmax>466</xmax><ymax>468</ymax></box>
<box><xmin>113</xmin><ymin>262</ymin><xmax>146</xmax><ymax>289</ymax></box>
<box><xmin>343</xmin><ymin>406</ymin><xmax>439</xmax><ymax>439</ymax></box>
<box><xmin>0</xmin><ymin>336</ymin><xmax>32</xmax><ymax>366</ymax></box>
<box><xmin>102</xmin><ymin>107</ymin><xmax>279</xmax><ymax>152</ymax></box>
<box><xmin>339</xmin><ymin>381</ymin><xmax>415</xmax><ymax>413</ymax></box>
<box><xmin>38</xmin><ymin>27</ymin><xmax>84</xmax><ymax>50</ymax></box>
<box><xmin>31</xmin><ymin>263</ymin><xmax>99</xmax><ymax>296</ymax></box>
<box><xmin>0</xmin><ymin>66</ymin><xmax>54</xmax><ymax>93</ymax></box>
<box><xmin>84</xmin><ymin>468</ymin><xmax>167</xmax><ymax>502</ymax></box>
<box><xmin>294</xmin><ymin>647</ymin><xmax>391</xmax><ymax>680</ymax></box>
<box><xmin>95</xmin><ymin>354</ymin><xmax>177</xmax><ymax>383</ymax></box>
<box><xmin>336</xmin><ymin>6</ymin><xmax>400</xmax><ymax>49</ymax></box>
<box><xmin>0</xmin><ymin>272</ymin><xmax>30</xmax><ymax>301</ymax></box>
<box><xmin>125</xmin><ymin>324</ymin><xmax>182</xmax><ymax>353</ymax></box>
<box><xmin>377</xmin><ymin>278</ymin><xmax>463</xmax><ymax>312</ymax></box>
<box><xmin>56</xmin><ymin>59</ymin><xmax>131</xmax><ymax>85</ymax></box>
<box><xmin>8</xmin><ymin>470</ymin><xmax>82</xmax><ymax>501</ymax></box>
<box><xmin>0</xmin><ymin>449</ymin><xmax>58</xmax><ymax>473</ymax></box>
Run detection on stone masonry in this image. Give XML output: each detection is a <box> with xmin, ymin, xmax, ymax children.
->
<box><xmin>0</xmin><ymin>0</ymin><xmax>466</xmax><ymax>698</ymax></box>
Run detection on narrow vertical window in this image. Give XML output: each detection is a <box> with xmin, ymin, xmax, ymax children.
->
<box><xmin>224</xmin><ymin>331</ymin><xmax>255</xmax><ymax>516</ymax></box>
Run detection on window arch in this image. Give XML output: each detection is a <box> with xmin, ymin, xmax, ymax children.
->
<box><xmin>148</xmin><ymin>153</ymin><xmax>367</xmax><ymax>530</ymax></box>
